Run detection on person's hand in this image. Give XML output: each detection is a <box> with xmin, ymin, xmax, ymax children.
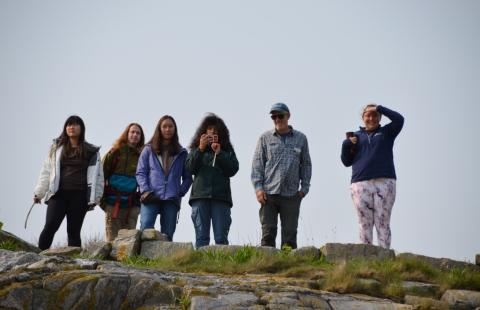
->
<box><xmin>211</xmin><ymin>142</ymin><xmax>221</xmax><ymax>154</ymax></box>
<box><xmin>33</xmin><ymin>196</ymin><xmax>41</xmax><ymax>204</ymax></box>
<box><xmin>349</xmin><ymin>136</ymin><xmax>358</xmax><ymax>144</ymax></box>
<box><xmin>297</xmin><ymin>191</ymin><xmax>305</xmax><ymax>199</ymax></box>
<box><xmin>256</xmin><ymin>190</ymin><xmax>267</xmax><ymax>205</ymax></box>
<box><xmin>140</xmin><ymin>191</ymin><xmax>152</xmax><ymax>203</ymax></box>
<box><xmin>199</xmin><ymin>134</ymin><xmax>210</xmax><ymax>152</ymax></box>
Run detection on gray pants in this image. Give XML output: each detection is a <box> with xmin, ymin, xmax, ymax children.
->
<box><xmin>259</xmin><ymin>194</ymin><xmax>301</xmax><ymax>249</ymax></box>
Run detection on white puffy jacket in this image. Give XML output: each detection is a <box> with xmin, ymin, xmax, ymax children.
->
<box><xmin>34</xmin><ymin>142</ymin><xmax>104</xmax><ymax>205</ymax></box>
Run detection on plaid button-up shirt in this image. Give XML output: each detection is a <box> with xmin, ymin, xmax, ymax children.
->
<box><xmin>251</xmin><ymin>127</ymin><xmax>312</xmax><ymax>197</ymax></box>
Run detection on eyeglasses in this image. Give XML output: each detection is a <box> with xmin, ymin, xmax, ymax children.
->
<box><xmin>271</xmin><ymin>114</ymin><xmax>285</xmax><ymax>120</ymax></box>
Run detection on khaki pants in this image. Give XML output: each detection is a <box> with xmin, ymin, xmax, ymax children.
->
<box><xmin>105</xmin><ymin>205</ymin><xmax>140</xmax><ymax>242</ymax></box>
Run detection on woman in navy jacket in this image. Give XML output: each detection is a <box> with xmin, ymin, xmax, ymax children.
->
<box><xmin>136</xmin><ymin>115</ymin><xmax>193</xmax><ymax>241</ymax></box>
<box><xmin>341</xmin><ymin>104</ymin><xmax>404</xmax><ymax>249</ymax></box>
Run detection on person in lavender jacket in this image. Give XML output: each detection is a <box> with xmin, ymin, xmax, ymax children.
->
<box><xmin>341</xmin><ymin>104</ymin><xmax>404</xmax><ymax>249</ymax></box>
<box><xmin>136</xmin><ymin>115</ymin><xmax>193</xmax><ymax>241</ymax></box>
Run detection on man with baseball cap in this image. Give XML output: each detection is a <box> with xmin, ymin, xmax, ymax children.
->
<box><xmin>251</xmin><ymin>103</ymin><xmax>312</xmax><ymax>249</ymax></box>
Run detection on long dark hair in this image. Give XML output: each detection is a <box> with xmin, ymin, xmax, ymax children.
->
<box><xmin>111</xmin><ymin>123</ymin><xmax>145</xmax><ymax>154</ymax></box>
<box><xmin>149</xmin><ymin>115</ymin><xmax>182</xmax><ymax>155</ymax></box>
<box><xmin>189</xmin><ymin>113</ymin><xmax>234</xmax><ymax>151</ymax></box>
<box><xmin>57</xmin><ymin>115</ymin><xmax>86</xmax><ymax>158</ymax></box>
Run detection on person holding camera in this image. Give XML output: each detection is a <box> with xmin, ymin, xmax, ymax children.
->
<box><xmin>251</xmin><ymin>103</ymin><xmax>312</xmax><ymax>250</ymax></box>
<box><xmin>33</xmin><ymin>115</ymin><xmax>104</xmax><ymax>250</ymax></box>
<box><xmin>186</xmin><ymin>113</ymin><xmax>239</xmax><ymax>248</ymax></box>
<box><xmin>341</xmin><ymin>104</ymin><xmax>404</xmax><ymax>249</ymax></box>
<box><xmin>136</xmin><ymin>115</ymin><xmax>192</xmax><ymax>241</ymax></box>
<box><xmin>102</xmin><ymin>123</ymin><xmax>145</xmax><ymax>242</ymax></box>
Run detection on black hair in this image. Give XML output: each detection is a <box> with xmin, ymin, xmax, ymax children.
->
<box><xmin>56</xmin><ymin>115</ymin><xmax>86</xmax><ymax>159</ymax></box>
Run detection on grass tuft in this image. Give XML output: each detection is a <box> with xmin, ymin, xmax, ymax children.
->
<box><xmin>0</xmin><ymin>239</ymin><xmax>18</xmax><ymax>251</ymax></box>
<box><xmin>439</xmin><ymin>267</ymin><xmax>480</xmax><ymax>292</ymax></box>
<box><xmin>175</xmin><ymin>291</ymin><xmax>191</xmax><ymax>310</ymax></box>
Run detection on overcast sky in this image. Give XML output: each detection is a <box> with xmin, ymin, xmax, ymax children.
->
<box><xmin>1</xmin><ymin>1</ymin><xmax>479</xmax><ymax>261</ymax></box>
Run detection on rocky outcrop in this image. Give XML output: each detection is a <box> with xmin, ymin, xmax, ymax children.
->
<box><xmin>292</xmin><ymin>246</ymin><xmax>321</xmax><ymax>259</ymax></box>
<box><xmin>441</xmin><ymin>289</ymin><xmax>480</xmax><ymax>309</ymax></box>
<box><xmin>0</xmin><ymin>248</ymin><xmax>423</xmax><ymax>310</ymax></box>
<box><xmin>403</xmin><ymin>295</ymin><xmax>449</xmax><ymax>309</ymax></box>
<box><xmin>110</xmin><ymin>229</ymin><xmax>141</xmax><ymax>260</ymax></box>
<box><xmin>0</xmin><ymin>250</ymin><xmax>44</xmax><ymax>273</ymax></box>
<box><xmin>81</xmin><ymin>241</ymin><xmax>112</xmax><ymax>260</ymax></box>
<box><xmin>141</xmin><ymin>228</ymin><xmax>169</xmax><ymax>241</ymax></box>
<box><xmin>398</xmin><ymin>253</ymin><xmax>480</xmax><ymax>272</ymax></box>
<box><xmin>40</xmin><ymin>246</ymin><xmax>82</xmax><ymax>257</ymax></box>
<box><xmin>140</xmin><ymin>241</ymin><xmax>194</xmax><ymax>259</ymax></box>
<box><xmin>0</xmin><ymin>249</ymin><xmax>180</xmax><ymax>310</ymax></box>
<box><xmin>1</xmin><ymin>229</ymin><xmax>479</xmax><ymax>310</ymax></box>
<box><xmin>320</xmin><ymin>243</ymin><xmax>395</xmax><ymax>263</ymax></box>
<box><xmin>401</xmin><ymin>281</ymin><xmax>440</xmax><ymax>297</ymax></box>
<box><xmin>0</xmin><ymin>230</ymin><xmax>40</xmax><ymax>253</ymax></box>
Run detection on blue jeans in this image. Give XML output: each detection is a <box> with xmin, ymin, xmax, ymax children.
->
<box><xmin>140</xmin><ymin>200</ymin><xmax>179</xmax><ymax>241</ymax></box>
<box><xmin>191</xmin><ymin>199</ymin><xmax>231</xmax><ymax>248</ymax></box>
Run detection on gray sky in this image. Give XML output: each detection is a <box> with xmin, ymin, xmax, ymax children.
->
<box><xmin>1</xmin><ymin>1</ymin><xmax>479</xmax><ymax>261</ymax></box>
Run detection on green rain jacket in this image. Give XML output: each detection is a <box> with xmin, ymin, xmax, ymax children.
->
<box><xmin>185</xmin><ymin>147</ymin><xmax>239</xmax><ymax>207</ymax></box>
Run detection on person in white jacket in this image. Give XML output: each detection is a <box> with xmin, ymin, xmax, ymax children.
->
<box><xmin>33</xmin><ymin>115</ymin><xmax>104</xmax><ymax>250</ymax></box>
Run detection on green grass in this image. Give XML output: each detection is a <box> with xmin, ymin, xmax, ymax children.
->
<box><xmin>0</xmin><ymin>239</ymin><xmax>18</xmax><ymax>251</ymax></box>
<box><xmin>175</xmin><ymin>292</ymin><xmax>191</xmax><ymax>310</ymax></box>
<box><xmin>321</xmin><ymin>257</ymin><xmax>480</xmax><ymax>300</ymax></box>
<box><xmin>439</xmin><ymin>267</ymin><xmax>480</xmax><ymax>291</ymax></box>
<box><xmin>119</xmin><ymin>246</ymin><xmax>480</xmax><ymax>301</ymax></box>
<box><xmin>121</xmin><ymin>245</ymin><xmax>328</xmax><ymax>275</ymax></box>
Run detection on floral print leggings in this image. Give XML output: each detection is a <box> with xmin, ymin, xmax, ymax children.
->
<box><xmin>350</xmin><ymin>178</ymin><xmax>396</xmax><ymax>249</ymax></box>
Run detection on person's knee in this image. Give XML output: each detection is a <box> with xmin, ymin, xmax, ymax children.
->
<box><xmin>42</xmin><ymin>222</ymin><xmax>59</xmax><ymax>234</ymax></box>
<box><xmin>140</xmin><ymin>212</ymin><xmax>157</xmax><ymax>229</ymax></box>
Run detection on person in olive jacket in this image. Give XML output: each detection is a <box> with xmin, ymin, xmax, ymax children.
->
<box><xmin>186</xmin><ymin>113</ymin><xmax>239</xmax><ymax>248</ymax></box>
<box><xmin>102</xmin><ymin>123</ymin><xmax>145</xmax><ymax>242</ymax></box>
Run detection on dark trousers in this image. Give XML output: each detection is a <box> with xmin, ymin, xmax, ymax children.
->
<box><xmin>259</xmin><ymin>194</ymin><xmax>301</xmax><ymax>249</ymax></box>
<box><xmin>38</xmin><ymin>190</ymin><xmax>88</xmax><ymax>250</ymax></box>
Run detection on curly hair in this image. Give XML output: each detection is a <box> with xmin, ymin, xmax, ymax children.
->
<box><xmin>149</xmin><ymin>115</ymin><xmax>182</xmax><ymax>155</ymax></box>
<box><xmin>110</xmin><ymin>123</ymin><xmax>145</xmax><ymax>154</ymax></box>
<box><xmin>189</xmin><ymin>113</ymin><xmax>234</xmax><ymax>151</ymax></box>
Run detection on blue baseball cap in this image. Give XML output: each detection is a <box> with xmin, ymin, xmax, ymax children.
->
<box><xmin>270</xmin><ymin>102</ymin><xmax>290</xmax><ymax>114</ymax></box>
